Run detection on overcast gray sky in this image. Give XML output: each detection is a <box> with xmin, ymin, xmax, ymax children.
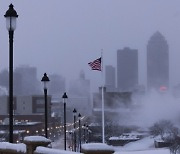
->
<box><xmin>0</xmin><ymin>0</ymin><xmax>180</xmax><ymax>91</ymax></box>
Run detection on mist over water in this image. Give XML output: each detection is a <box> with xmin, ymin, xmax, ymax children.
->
<box><xmin>117</xmin><ymin>90</ymin><xmax>180</xmax><ymax>128</ymax></box>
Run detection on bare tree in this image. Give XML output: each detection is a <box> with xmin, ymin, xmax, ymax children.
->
<box><xmin>149</xmin><ymin>120</ymin><xmax>180</xmax><ymax>154</ymax></box>
<box><xmin>149</xmin><ymin>120</ymin><xmax>177</xmax><ymax>140</ymax></box>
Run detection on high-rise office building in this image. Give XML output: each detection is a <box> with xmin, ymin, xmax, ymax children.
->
<box><xmin>105</xmin><ymin>65</ymin><xmax>116</xmax><ymax>92</ymax></box>
<box><xmin>14</xmin><ymin>65</ymin><xmax>41</xmax><ymax>95</ymax></box>
<box><xmin>147</xmin><ymin>31</ymin><xmax>169</xmax><ymax>90</ymax></box>
<box><xmin>117</xmin><ymin>47</ymin><xmax>138</xmax><ymax>92</ymax></box>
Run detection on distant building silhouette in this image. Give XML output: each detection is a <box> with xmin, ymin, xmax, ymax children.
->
<box><xmin>48</xmin><ymin>74</ymin><xmax>65</xmax><ymax>96</ymax></box>
<box><xmin>147</xmin><ymin>31</ymin><xmax>169</xmax><ymax>90</ymax></box>
<box><xmin>69</xmin><ymin>71</ymin><xmax>90</xmax><ymax>97</ymax></box>
<box><xmin>117</xmin><ymin>47</ymin><xmax>138</xmax><ymax>92</ymax></box>
<box><xmin>14</xmin><ymin>65</ymin><xmax>41</xmax><ymax>95</ymax></box>
<box><xmin>105</xmin><ymin>65</ymin><xmax>116</xmax><ymax>92</ymax></box>
<box><xmin>68</xmin><ymin>71</ymin><xmax>91</xmax><ymax>115</ymax></box>
<box><xmin>0</xmin><ymin>66</ymin><xmax>41</xmax><ymax>96</ymax></box>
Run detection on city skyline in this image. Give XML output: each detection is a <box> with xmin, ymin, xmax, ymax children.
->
<box><xmin>0</xmin><ymin>1</ymin><xmax>180</xmax><ymax>92</ymax></box>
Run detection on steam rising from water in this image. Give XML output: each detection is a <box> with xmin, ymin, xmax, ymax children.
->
<box><xmin>118</xmin><ymin>90</ymin><xmax>180</xmax><ymax>128</ymax></box>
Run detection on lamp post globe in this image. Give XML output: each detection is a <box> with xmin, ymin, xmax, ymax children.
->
<box><xmin>62</xmin><ymin>92</ymin><xmax>68</xmax><ymax>150</ymax></box>
<box><xmin>41</xmin><ymin>73</ymin><xmax>50</xmax><ymax>138</ymax></box>
<box><xmin>73</xmin><ymin>108</ymin><xmax>77</xmax><ymax>116</ymax></box>
<box><xmin>4</xmin><ymin>4</ymin><xmax>18</xmax><ymax>31</ymax></box>
<box><xmin>62</xmin><ymin>92</ymin><xmax>68</xmax><ymax>101</ymax></box>
<box><xmin>41</xmin><ymin>73</ymin><xmax>50</xmax><ymax>89</ymax></box>
<box><xmin>4</xmin><ymin>3</ymin><xmax>18</xmax><ymax>143</ymax></box>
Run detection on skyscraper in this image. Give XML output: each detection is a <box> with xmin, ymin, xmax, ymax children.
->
<box><xmin>105</xmin><ymin>65</ymin><xmax>116</xmax><ymax>92</ymax></box>
<box><xmin>117</xmin><ymin>47</ymin><xmax>138</xmax><ymax>92</ymax></box>
<box><xmin>147</xmin><ymin>31</ymin><xmax>169</xmax><ymax>90</ymax></box>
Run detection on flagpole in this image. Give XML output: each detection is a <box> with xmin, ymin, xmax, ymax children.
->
<box><xmin>101</xmin><ymin>50</ymin><xmax>105</xmax><ymax>143</ymax></box>
<box><xmin>88</xmin><ymin>53</ymin><xmax>105</xmax><ymax>143</ymax></box>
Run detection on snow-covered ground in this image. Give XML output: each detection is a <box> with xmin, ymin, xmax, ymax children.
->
<box><xmin>51</xmin><ymin>136</ymin><xmax>170</xmax><ymax>154</ymax></box>
<box><xmin>114</xmin><ymin>136</ymin><xmax>170</xmax><ymax>154</ymax></box>
<box><xmin>0</xmin><ymin>136</ymin><xmax>171</xmax><ymax>154</ymax></box>
<box><xmin>115</xmin><ymin>149</ymin><xmax>169</xmax><ymax>154</ymax></box>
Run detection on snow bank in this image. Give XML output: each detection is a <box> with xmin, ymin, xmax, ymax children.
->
<box><xmin>124</xmin><ymin>137</ymin><xmax>154</xmax><ymax>150</ymax></box>
<box><xmin>35</xmin><ymin>146</ymin><xmax>81</xmax><ymax>154</ymax></box>
<box><xmin>24</xmin><ymin>136</ymin><xmax>51</xmax><ymax>142</ymax></box>
<box><xmin>0</xmin><ymin>142</ymin><xmax>26</xmax><ymax>153</ymax></box>
<box><xmin>82</xmin><ymin>143</ymin><xmax>114</xmax><ymax>151</ymax></box>
<box><xmin>113</xmin><ymin>136</ymin><xmax>170</xmax><ymax>154</ymax></box>
<box><xmin>114</xmin><ymin>137</ymin><xmax>154</xmax><ymax>151</ymax></box>
<box><xmin>114</xmin><ymin>149</ymin><xmax>170</xmax><ymax>154</ymax></box>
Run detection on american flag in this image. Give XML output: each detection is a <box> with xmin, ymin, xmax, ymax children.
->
<box><xmin>88</xmin><ymin>57</ymin><xmax>101</xmax><ymax>71</ymax></box>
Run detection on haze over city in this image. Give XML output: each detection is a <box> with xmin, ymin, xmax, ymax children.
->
<box><xmin>0</xmin><ymin>0</ymin><xmax>180</xmax><ymax>92</ymax></box>
<box><xmin>1</xmin><ymin>1</ymin><xmax>180</xmax><ymax>153</ymax></box>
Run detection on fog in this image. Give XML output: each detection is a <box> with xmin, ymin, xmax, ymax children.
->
<box><xmin>0</xmin><ymin>1</ymin><xmax>180</xmax><ymax>92</ymax></box>
<box><xmin>116</xmin><ymin>90</ymin><xmax>180</xmax><ymax>128</ymax></box>
<box><xmin>0</xmin><ymin>86</ymin><xmax>7</xmax><ymax>95</ymax></box>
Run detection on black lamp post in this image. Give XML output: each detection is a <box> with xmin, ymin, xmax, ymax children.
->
<box><xmin>4</xmin><ymin>4</ymin><xmax>18</xmax><ymax>143</ymax></box>
<box><xmin>62</xmin><ymin>92</ymin><xmax>68</xmax><ymax>150</ymax></box>
<box><xmin>83</xmin><ymin>124</ymin><xmax>86</xmax><ymax>143</ymax></box>
<box><xmin>73</xmin><ymin>108</ymin><xmax>77</xmax><ymax>151</ymax></box>
<box><xmin>41</xmin><ymin>73</ymin><xmax>50</xmax><ymax>138</ymax></box>
<box><xmin>78</xmin><ymin>113</ymin><xmax>82</xmax><ymax>152</ymax></box>
<box><xmin>86</xmin><ymin>125</ymin><xmax>89</xmax><ymax>143</ymax></box>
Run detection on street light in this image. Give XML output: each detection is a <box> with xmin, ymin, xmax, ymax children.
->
<box><xmin>4</xmin><ymin>3</ymin><xmax>18</xmax><ymax>143</ymax></box>
<box><xmin>83</xmin><ymin>124</ymin><xmax>86</xmax><ymax>143</ymax></box>
<box><xmin>86</xmin><ymin>125</ymin><xmax>89</xmax><ymax>143</ymax></box>
<box><xmin>62</xmin><ymin>92</ymin><xmax>68</xmax><ymax>150</ymax></box>
<box><xmin>78</xmin><ymin>113</ymin><xmax>82</xmax><ymax>152</ymax></box>
<box><xmin>41</xmin><ymin>73</ymin><xmax>50</xmax><ymax>138</ymax></box>
<box><xmin>73</xmin><ymin>108</ymin><xmax>77</xmax><ymax>151</ymax></box>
